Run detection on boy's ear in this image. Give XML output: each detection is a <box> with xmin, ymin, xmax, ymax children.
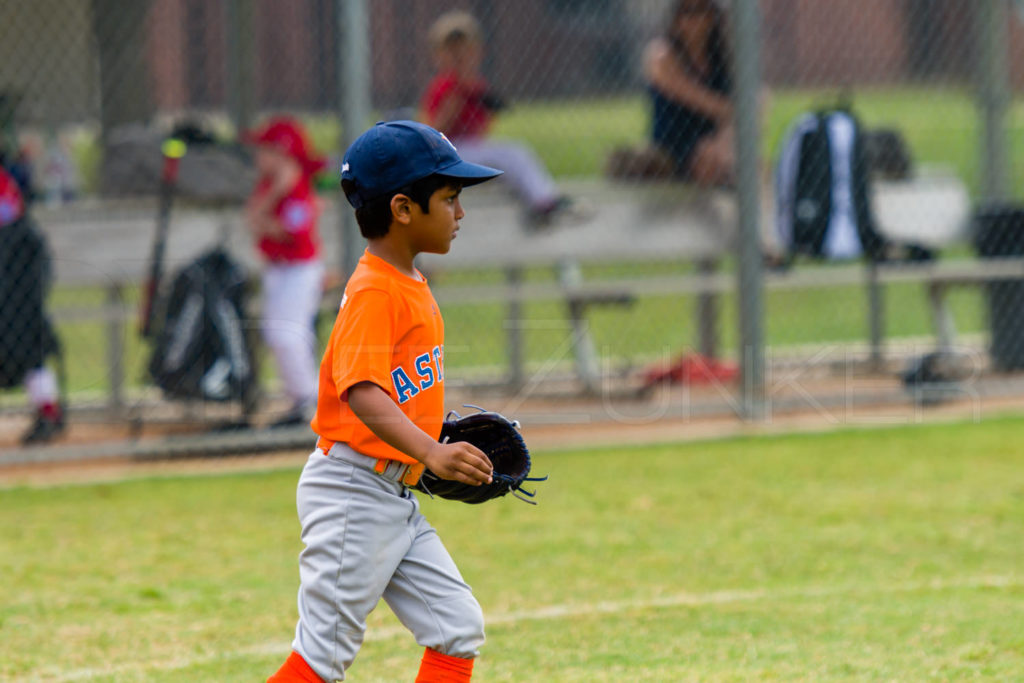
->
<box><xmin>390</xmin><ymin>193</ymin><xmax>413</xmax><ymax>225</ymax></box>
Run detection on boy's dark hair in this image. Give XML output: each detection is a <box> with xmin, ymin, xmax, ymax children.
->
<box><xmin>343</xmin><ymin>173</ymin><xmax>457</xmax><ymax>239</ymax></box>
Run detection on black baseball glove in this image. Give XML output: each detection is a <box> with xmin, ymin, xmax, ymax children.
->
<box><xmin>415</xmin><ymin>406</ymin><xmax>545</xmax><ymax>504</ymax></box>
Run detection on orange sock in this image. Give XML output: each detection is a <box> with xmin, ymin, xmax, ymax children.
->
<box><xmin>267</xmin><ymin>651</ymin><xmax>324</xmax><ymax>683</ymax></box>
<box><xmin>415</xmin><ymin>647</ymin><xmax>475</xmax><ymax>682</ymax></box>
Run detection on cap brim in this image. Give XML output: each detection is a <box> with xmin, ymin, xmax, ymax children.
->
<box><xmin>302</xmin><ymin>156</ymin><xmax>327</xmax><ymax>176</ymax></box>
<box><xmin>436</xmin><ymin>159</ymin><xmax>503</xmax><ymax>187</ymax></box>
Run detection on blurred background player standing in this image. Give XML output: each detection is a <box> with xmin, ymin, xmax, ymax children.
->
<box><xmin>0</xmin><ymin>166</ymin><xmax>64</xmax><ymax>444</ymax></box>
<box><xmin>421</xmin><ymin>10</ymin><xmax>582</xmax><ymax>228</ymax></box>
<box><xmin>244</xmin><ymin>117</ymin><xmax>325</xmax><ymax>427</ymax></box>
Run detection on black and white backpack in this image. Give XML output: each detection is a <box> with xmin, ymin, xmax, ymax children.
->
<box><xmin>147</xmin><ymin>248</ymin><xmax>257</xmax><ymax>403</ymax></box>
<box><xmin>775</xmin><ymin>108</ymin><xmax>887</xmax><ymax>261</ymax></box>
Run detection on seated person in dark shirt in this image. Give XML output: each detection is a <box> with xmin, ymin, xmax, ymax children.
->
<box><xmin>642</xmin><ymin>0</ymin><xmax>734</xmax><ymax>187</ymax></box>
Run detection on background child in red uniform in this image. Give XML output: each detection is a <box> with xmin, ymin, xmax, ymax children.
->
<box><xmin>244</xmin><ymin>117</ymin><xmax>325</xmax><ymax>426</ymax></box>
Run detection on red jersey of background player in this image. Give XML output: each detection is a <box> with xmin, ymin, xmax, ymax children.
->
<box><xmin>251</xmin><ymin>174</ymin><xmax>320</xmax><ymax>262</ymax></box>
<box><xmin>421</xmin><ymin>70</ymin><xmax>492</xmax><ymax>140</ymax></box>
<box><xmin>0</xmin><ymin>167</ymin><xmax>25</xmax><ymax>226</ymax></box>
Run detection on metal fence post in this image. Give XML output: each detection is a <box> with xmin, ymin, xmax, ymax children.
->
<box><xmin>696</xmin><ymin>257</ymin><xmax>719</xmax><ymax>359</ymax></box>
<box><xmin>732</xmin><ymin>0</ymin><xmax>765</xmax><ymax>420</ymax></box>
<box><xmin>867</xmin><ymin>260</ymin><xmax>885</xmax><ymax>369</ymax></box>
<box><xmin>976</xmin><ymin>0</ymin><xmax>1010</xmax><ymax>203</ymax></box>
<box><xmin>225</xmin><ymin>0</ymin><xmax>255</xmax><ymax>135</ymax></box>
<box><xmin>337</xmin><ymin>0</ymin><xmax>371</xmax><ymax>281</ymax></box>
<box><xmin>105</xmin><ymin>282</ymin><xmax>124</xmax><ymax>415</ymax></box>
<box><xmin>91</xmin><ymin>0</ymin><xmax>153</xmax><ymax>139</ymax></box>
<box><xmin>506</xmin><ymin>266</ymin><xmax>524</xmax><ymax>392</ymax></box>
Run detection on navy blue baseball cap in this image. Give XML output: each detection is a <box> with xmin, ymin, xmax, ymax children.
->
<box><xmin>340</xmin><ymin>120</ymin><xmax>502</xmax><ymax>208</ymax></box>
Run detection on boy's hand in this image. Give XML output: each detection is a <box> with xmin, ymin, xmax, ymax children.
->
<box><xmin>423</xmin><ymin>441</ymin><xmax>493</xmax><ymax>485</ymax></box>
<box><xmin>346</xmin><ymin>382</ymin><xmax>494</xmax><ymax>485</ymax></box>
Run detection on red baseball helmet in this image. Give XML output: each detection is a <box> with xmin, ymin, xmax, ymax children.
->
<box><xmin>0</xmin><ymin>167</ymin><xmax>24</xmax><ymax>227</ymax></box>
<box><xmin>244</xmin><ymin>117</ymin><xmax>326</xmax><ymax>176</ymax></box>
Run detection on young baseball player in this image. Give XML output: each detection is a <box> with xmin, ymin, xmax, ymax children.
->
<box><xmin>244</xmin><ymin>117</ymin><xmax>326</xmax><ymax>427</ymax></box>
<box><xmin>267</xmin><ymin>120</ymin><xmax>502</xmax><ymax>683</ymax></box>
<box><xmin>421</xmin><ymin>10</ymin><xmax>583</xmax><ymax>228</ymax></box>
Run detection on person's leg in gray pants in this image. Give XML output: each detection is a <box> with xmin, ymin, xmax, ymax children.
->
<box><xmin>290</xmin><ymin>447</ymin><xmax>484</xmax><ymax>682</ymax></box>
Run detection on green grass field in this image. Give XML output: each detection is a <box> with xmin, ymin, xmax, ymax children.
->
<box><xmin>3</xmin><ymin>417</ymin><xmax>1024</xmax><ymax>681</ymax></box>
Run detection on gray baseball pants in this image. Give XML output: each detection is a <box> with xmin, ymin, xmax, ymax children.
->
<box><xmin>291</xmin><ymin>444</ymin><xmax>485</xmax><ymax>682</ymax></box>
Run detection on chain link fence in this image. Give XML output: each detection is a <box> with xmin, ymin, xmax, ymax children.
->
<box><xmin>1</xmin><ymin>0</ymin><xmax>1022</xmax><ymax>456</ymax></box>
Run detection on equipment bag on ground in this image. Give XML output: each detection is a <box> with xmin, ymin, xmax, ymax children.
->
<box><xmin>147</xmin><ymin>248</ymin><xmax>256</xmax><ymax>402</ymax></box>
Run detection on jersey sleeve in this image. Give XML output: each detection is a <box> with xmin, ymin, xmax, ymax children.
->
<box><xmin>330</xmin><ymin>288</ymin><xmax>396</xmax><ymax>400</ymax></box>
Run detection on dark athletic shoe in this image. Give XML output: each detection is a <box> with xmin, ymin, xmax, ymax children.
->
<box><xmin>526</xmin><ymin>196</ymin><xmax>592</xmax><ymax>231</ymax></box>
<box><xmin>20</xmin><ymin>411</ymin><xmax>66</xmax><ymax>445</ymax></box>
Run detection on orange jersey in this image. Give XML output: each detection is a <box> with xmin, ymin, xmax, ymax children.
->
<box><xmin>312</xmin><ymin>250</ymin><xmax>445</xmax><ymax>464</ymax></box>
